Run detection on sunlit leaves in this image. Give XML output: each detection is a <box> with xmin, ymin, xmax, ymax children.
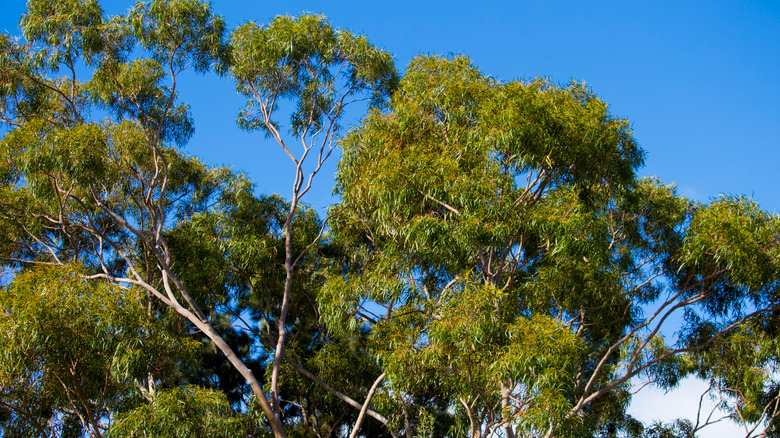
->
<box><xmin>230</xmin><ymin>14</ymin><xmax>396</xmax><ymax>135</ymax></box>
<box><xmin>109</xmin><ymin>386</ymin><xmax>246</xmax><ymax>438</ymax></box>
<box><xmin>1</xmin><ymin>0</ymin><xmax>779</xmax><ymax>436</ymax></box>
<box><xmin>128</xmin><ymin>0</ymin><xmax>229</xmax><ymax>74</ymax></box>
<box><xmin>21</xmin><ymin>0</ymin><xmax>105</xmax><ymax>67</ymax></box>
<box><xmin>327</xmin><ymin>53</ymin><xmax>780</xmax><ymax>437</ymax></box>
<box><xmin>0</xmin><ymin>264</ymin><xmax>197</xmax><ymax>435</ymax></box>
<box><xmin>682</xmin><ymin>196</ymin><xmax>780</xmax><ymax>292</ymax></box>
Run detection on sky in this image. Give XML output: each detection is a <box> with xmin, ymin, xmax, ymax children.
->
<box><xmin>2</xmin><ymin>0</ymin><xmax>779</xmax><ymax>436</ymax></box>
<box><xmin>3</xmin><ymin>0</ymin><xmax>778</xmax><ymax>213</ymax></box>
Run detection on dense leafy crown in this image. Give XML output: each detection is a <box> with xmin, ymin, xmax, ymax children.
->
<box><xmin>324</xmin><ymin>55</ymin><xmax>780</xmax><ymax>437</ymax></box>
<box><xmin>0</xmin><ymin>2</ymin><xmax>779</xmax><ymax>438</ymax></box>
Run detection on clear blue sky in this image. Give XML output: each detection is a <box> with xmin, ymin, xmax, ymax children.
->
<box><xmin>2</xmin><ymin>0</ymin><xmax>779</xmax><ymax>213</ymax></box>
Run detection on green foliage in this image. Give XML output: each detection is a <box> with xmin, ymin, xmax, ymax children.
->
<box><xmin>638</xmin><ymin>419</ymin><xmax>694</xmax><ymax>438</ymax></box>
<box><xmin>230</xmin><ymin>13</ymin><xmax>397</xmax><ymax>135</ymax></box>
<box><xmin>0</xmin><ymin>264</ymin><xmax>195</xmax><ymax>435</ymax></box>
<box><xmin>328</xmin><ymin>54</ymin><xmax>780</xmax><ymax>437</ymax></box>
<box><xmin>108</xmin><ymin>386</ymin><xmax>247</xmax><ymax>438</ymax></box>
<box><xmin>128</xmin><ymin>0</ymin><xmax>229</xmax><ymax>74</ymax></box>
<box><xmin>0</xmin><ymin>1</ymin><xmax>400</xmax><ymax>436</ymax></box>
<box><xmin>682</xmin><ymin>196</ymin><xmax>780</xmax><ymax>292</ymax></box>
<box><xmin>21</xmin><ymin>0</ymin><xmax>105</xmax><ymax>66</ymax></box>
<box><xmin>1</xmin><ymin>1</ymin><xmax>779</xmax><ymax>437</ymax></box>
<box><xmin>327</xmin><ymin>55</ymin><xmax>647</xmax><ymax>435</ymax></box>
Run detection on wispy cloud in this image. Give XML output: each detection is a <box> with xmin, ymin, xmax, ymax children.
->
<box><xmin>628</xmin><ymin>377</ymin><xmax>750</xmax><ymax>438</ymax></box>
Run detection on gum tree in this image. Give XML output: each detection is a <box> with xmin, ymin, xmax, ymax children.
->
<box><xmin>228</xmin><ymin>13</ymin><xmax>396</xmax><ymax>431</ymax></box>
<box><xmin>0</xmin><ymin>1</ymin><xmax>396</xmax><ymax>437</ymax></box>
<box><xmin>0</xmin><ymin>0</ymin><xmax>243</xmax><ymax>434</ymax></box>
<box><xmin>2</xmin><ymin>1</ymin><xmax>778</xmax><ymax>437</ymax></box>
<box><xmin>325</xmin><ymin>55</ymin><xmax>780</xmax><ymax>437</ymax></box>
<box><xmin>0</xmin><ymin>265</ymin><xmax>197</xmax><ymax>437</ymax></box>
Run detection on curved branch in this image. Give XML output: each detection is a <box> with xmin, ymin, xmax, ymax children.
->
<box><xmin>281</xmin><ymin>352</ymin><xmax>394</xmax><ymax>429</ymax></box>
<box><xmin>348</xmin><ymin>372</ymin><xmax>387</xmax><ymax>438</ymax></box>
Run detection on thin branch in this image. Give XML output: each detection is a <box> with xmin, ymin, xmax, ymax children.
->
<box><xmin>348</xmin><ymin>372</ymin><xmax>387</xmax><ymax>438</ymax></box>
<box><xmin>282</xmin><ymin>352</ymin><xmax>394</xmax><ymax>428</ymax></box>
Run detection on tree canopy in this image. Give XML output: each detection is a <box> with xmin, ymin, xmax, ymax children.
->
<box><xmin>1</xmin><ymin>1</ymin><xmax>779</xmax><ymax>438</ymax></box>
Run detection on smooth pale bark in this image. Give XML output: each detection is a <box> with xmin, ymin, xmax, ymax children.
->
<box><xmin>500</xmin><ymin>381</ymin><xmax>516</xmax><ymax>438</ymax></box>
<box><xmin>282</xmin><ymin>353</ymin><xmax>395</xmax><ymax>431</ymax></box>
<box><xmin>348</xmin><ymin>372</ymin><xmax>387</xmax><ymax>438</ymax></box>
<box><xmin>169</xmin><ymin>299</ymin><xmax>287</xmax><ymax>437</ymax></box>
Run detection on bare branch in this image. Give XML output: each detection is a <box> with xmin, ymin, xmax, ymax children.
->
<box><xmin>348</xmin><ymin>372</ymin><xmax>387</xmax><ymax>438</ymax></box>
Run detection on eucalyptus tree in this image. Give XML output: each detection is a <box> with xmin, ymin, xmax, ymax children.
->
<box><xmin>228</xmin><ymin>14</ymin><xmax>397</xmax><ymax>432</ymax></box>
<box><xmin>678</xmin><ymin>313</ymin><xmax>780</xmax><ymax>438</ymax></box>
<box><xmin>0</xmin><ymin>265</ymin><xmax>197</xmax><ymax>437</ymax></box>
<box><xmin>2</xmin><ymin>1</ymin><xmax>778</xmax><ymax>437</ymax></box>
<box><xmin>0</xmin><ymin>1</ymin><xmax>396</xmax><ymax>437</ymax></box>
<box><xmin>324</xmin><ymin>55</ymin><xmax>780</xmax><ymax>437</ymax></box>
<box><xmin>0</xmin><ymin>0</ymin><xmax>240</xmax><ymax>434</ymax></box>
